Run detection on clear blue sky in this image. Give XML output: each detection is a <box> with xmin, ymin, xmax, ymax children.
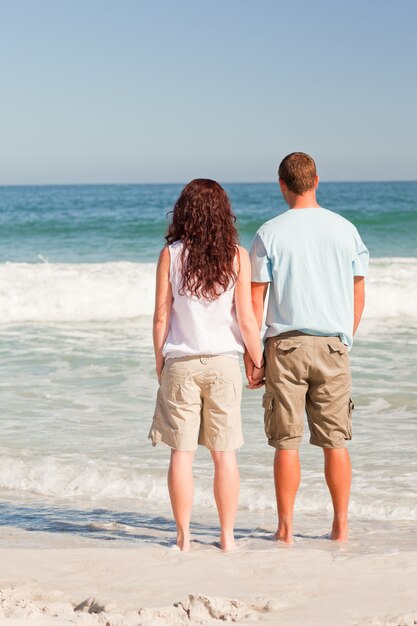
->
<box><xmin>1</xmin><ymin>0</ymin><xmax>416</xmax><ymax>184</ymax></box>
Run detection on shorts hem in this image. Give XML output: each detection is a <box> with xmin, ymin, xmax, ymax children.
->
<box><xmin>201</xmin><ymin>439</ymin><xmax>244</xmax><ymax>452</ymax></box>
<box><xmin>309</xmin><ymin>437</ymin><xmax>349</xmax><ymax>449</ymax></box>
<box><xmin>267</xmin><ymin>438</ymin><xmax>301</xmax><ymax>450</ymax></box>
<box><xmin>149</xmin><ymin>432</ymin><xmax>242</xmax><ymax>452</ymax></box>
<box><xmin>148</xmin><ymin>431</ymin><xmax>198</xmax><ymax>452</ymax></box>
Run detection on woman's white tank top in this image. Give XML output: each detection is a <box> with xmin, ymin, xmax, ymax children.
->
<box><xmin>163</xmin><ymin>241</ymin><xmax>244</xmax><ymax>358</ymax></box>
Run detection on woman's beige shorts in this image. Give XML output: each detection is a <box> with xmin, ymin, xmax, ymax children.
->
<box><xmin>149</xmin><ymin>355</ymin><xmax>243</xmax><ymax>452</ymax></box>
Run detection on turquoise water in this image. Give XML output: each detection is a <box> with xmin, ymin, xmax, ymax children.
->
<box><xmin>0</xmin><ymin>182</ymin><xmax>416</xmax><ymax>548</ymax></box>
<box><xmin>0</xmin><ymin>182</ymin><xmax>416</xmax><ymax>262</ymax></box>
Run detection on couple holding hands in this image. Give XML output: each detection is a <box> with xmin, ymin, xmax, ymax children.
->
<box><xmin>149</xmin><ymin>152</ymin><xmax>369</xmax><ymax>551</ymax></box>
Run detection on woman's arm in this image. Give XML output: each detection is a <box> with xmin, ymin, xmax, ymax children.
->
<box><xmin>235</xmin><ymin>247</ymin><xmax>263</xmax><ymax>368</ymax></box>
<box><xmin>153</xmin><ymin>247</ymin><xmax>173</xmax><ymax>382</ymax></box>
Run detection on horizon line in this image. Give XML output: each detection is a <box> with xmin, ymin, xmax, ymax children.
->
<box><xmin>0</xmin><ymin>179</ymin><xmax>416</xmax><ymax>188</ymax></box>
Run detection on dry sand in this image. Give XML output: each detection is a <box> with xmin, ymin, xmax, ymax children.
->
<box><xmin>0</xmin><ymin>527</ymin><xmax>416</xmax><ymax>626</ymax></box>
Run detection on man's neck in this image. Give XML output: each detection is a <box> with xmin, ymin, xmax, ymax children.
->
<box><xmin>288</xmin><ymin>190</ymin><xmax>320</xmax><ymax>210</ymax></box>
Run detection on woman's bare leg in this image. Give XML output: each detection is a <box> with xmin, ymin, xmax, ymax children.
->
<box><xmin>167</xmin><ymin>449</ymin><xmax>195</xmax><ymax>551</ymax></box>
<box><xmin>211</xmin><ymin>450</ymin><xmax>240</xmax><ymax>551</ymax></box>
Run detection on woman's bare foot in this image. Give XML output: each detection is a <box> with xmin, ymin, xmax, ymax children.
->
<box><xmin>176</xmin><ymin>531</ymin><xmax>191</xmax><ymax>551</ymax></box>
<box><xmin>220</xmin><ymin>531</ymin><xmax>236</xmax><ymax>551</ymax></box>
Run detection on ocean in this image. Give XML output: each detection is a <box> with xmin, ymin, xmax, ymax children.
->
<box><xmin>0</xmin><ymin>182</ymin><xmax>416</xmax><ymax>551</ymax></box>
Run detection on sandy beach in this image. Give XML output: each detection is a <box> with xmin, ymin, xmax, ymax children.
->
<box><xmin>2</xmin><ymin>0</ymin><xmax>417</xmax><ymax>620</ymax></box>
<box><xmin>1</xmin><ymin>527</ymin><xmax>416</xmax><ymax>626</ymax></box>
<box><xmin>1</xmin><ymin>185</ymin><xmax>416</xmax><ymax>625</ymax></box>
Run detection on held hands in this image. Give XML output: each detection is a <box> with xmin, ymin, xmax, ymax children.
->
<box><xmin>243</xmin><ymin>352</ymin><xmax>265</xmax><ymax>389</ymax></box>
<box><xmin>250</xmin><ymin>363</ymin><xmax>265</xmax><ymax>388</ymax></box>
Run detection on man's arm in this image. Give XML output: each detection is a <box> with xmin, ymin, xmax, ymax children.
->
<box><xmin>353</xmin><ymin>276</ymin><xmax>365</xmax><ymax>335</ymax></box>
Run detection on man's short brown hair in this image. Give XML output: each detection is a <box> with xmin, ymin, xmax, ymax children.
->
<box><xmin>278</xmin><ymin>152</ymin><xmax>317</xmax><ymax>194</ymax></box>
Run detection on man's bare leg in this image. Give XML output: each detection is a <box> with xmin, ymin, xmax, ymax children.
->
<box><xmin>273</xmin><ymin>449</ymin><xmax>301</xmax><ymax>544</ymax></box>
<box><xmin>324</xmin><ymin>448</ymin><xmax>351</xmax><ymax>541</ymax></box>
<box><xmin>167</xmin><ymin>449</ymin><xmax>195</xmax><ymax>551</ymax></box>
<box><xmin>211</xmin><ymin>450</ymin><xmax>240</xmax><ymax>551</ymax></box>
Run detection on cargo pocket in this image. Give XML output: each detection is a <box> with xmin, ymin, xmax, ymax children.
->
<box><xmin>262</xmin><ymin>391</ymin><xmax>276</xmax><ymax>440</ymax></box>
<box><xmin>327</xmin><ymin>341</ymin><xmax>347</xmax><ymax>355</ymax></box>
<box><xmin>347</xmin><ymin>398</ymin><xmax>354</xmax><ymax>439</ymax></box>
<box><xmin>276</xmin><ymin>340</ymin><xmax>302</xmax><ymax>355</ymax></box>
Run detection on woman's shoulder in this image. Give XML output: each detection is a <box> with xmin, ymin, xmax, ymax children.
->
<box><xmin>160</xmin><ymin>240</ymin><xmax>183</xmax><ymax>259</ymax></box>
<box><xmin>158</xmin><ymin>246</ymin><xmax>170</xmax><ymax>266</ymax></box>
<box><xmin>237</xmin><ymin>245</ymin><xmax>249</xmax><ymax>260</ymax></box>
<box><xmin>235</xmin><ymin>246</ymin><xmax>251</xmax><ymax>280</ymax></box>
<box><xmin>237</xmin><ymin>245</ymin><xmax>250</xmax><ymax>266</ymax></box>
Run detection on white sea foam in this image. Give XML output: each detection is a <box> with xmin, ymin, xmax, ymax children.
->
<box><xmin>0</xmin><ymin>261</ymin><xmax>155</xmax><ymax>322</ymax></box>
<box><xmin>0</xmin><ymin>453</ymin><xmax>415</xmax><ymax>521</ymax></box>
<box><xmin>0</xmin><ymin>258</ymin><xmax>416</xmax><ymax>323</ymax></box>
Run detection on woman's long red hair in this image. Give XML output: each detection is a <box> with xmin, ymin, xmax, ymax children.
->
<box><xmin>165</xmin><ymin>179</ymin><xmax>239</xmax><ymax>299</ymax></box>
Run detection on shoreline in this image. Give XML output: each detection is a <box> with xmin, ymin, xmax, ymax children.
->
<box><xmin>1</xmin><ymin>528</ymin><xmax>416</xmax><ymax>625</ymax></box>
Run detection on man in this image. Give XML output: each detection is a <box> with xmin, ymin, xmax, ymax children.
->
<box><xmin>246</xmin><ymin>152</ymin><xmax>368</xmax><ymax>543</ymax></box>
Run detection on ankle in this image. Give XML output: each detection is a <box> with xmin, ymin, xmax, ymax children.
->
<box><xmin>276</xmin><ymin>519</ymin><xmax>293</xmax><ymax>544</ymax></box>
<box><xmin>220</xmin><ymin>529</ymin><xmax>235</xmax><ymax>551</ymax></box>
<box><xmin>331</xmin><ymin>516</ymin><xmax>348</xmax><ymax>542</ymax></box>
<box><xmin>176</xmin><ymin>529</ymin><xmax>191</xmax><ymax>551</ymax></box>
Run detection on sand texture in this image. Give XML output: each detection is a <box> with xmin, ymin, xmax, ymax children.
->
<box><xmin>0</xmin><ymin>529</ymin><xmax>416</xmax><ymax>625</ymax></box>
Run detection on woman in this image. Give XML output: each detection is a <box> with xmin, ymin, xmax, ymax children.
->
<box><xmin>149</xmin><ymin>179</ymin><xmax>263</xmax><ymax>551</ymax></box>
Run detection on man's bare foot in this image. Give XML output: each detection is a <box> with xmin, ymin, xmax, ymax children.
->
<box><xmin>274</xmin><ymin>532</ymin><xmax>293</xmax><ymax>544</ymax></box>
<box><xmin>330</xmin><ymin>519</ymin><xmax>348</xmax><ymax>542</ymax></box>
<box><xmin>274</xmin><ymin>523</ymin><xmax>293</xmax><ymax>544</ymax></box>
<box><xmin>176</xmin><ymin>532</ymin><xmax>191</xmax><ymax>551</ymax></box>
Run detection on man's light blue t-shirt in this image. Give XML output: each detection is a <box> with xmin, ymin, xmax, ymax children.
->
<box><xmin>250</xmin><ymin>207</ymin><xmax>369</xmax><ymax>349</ymax></box>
